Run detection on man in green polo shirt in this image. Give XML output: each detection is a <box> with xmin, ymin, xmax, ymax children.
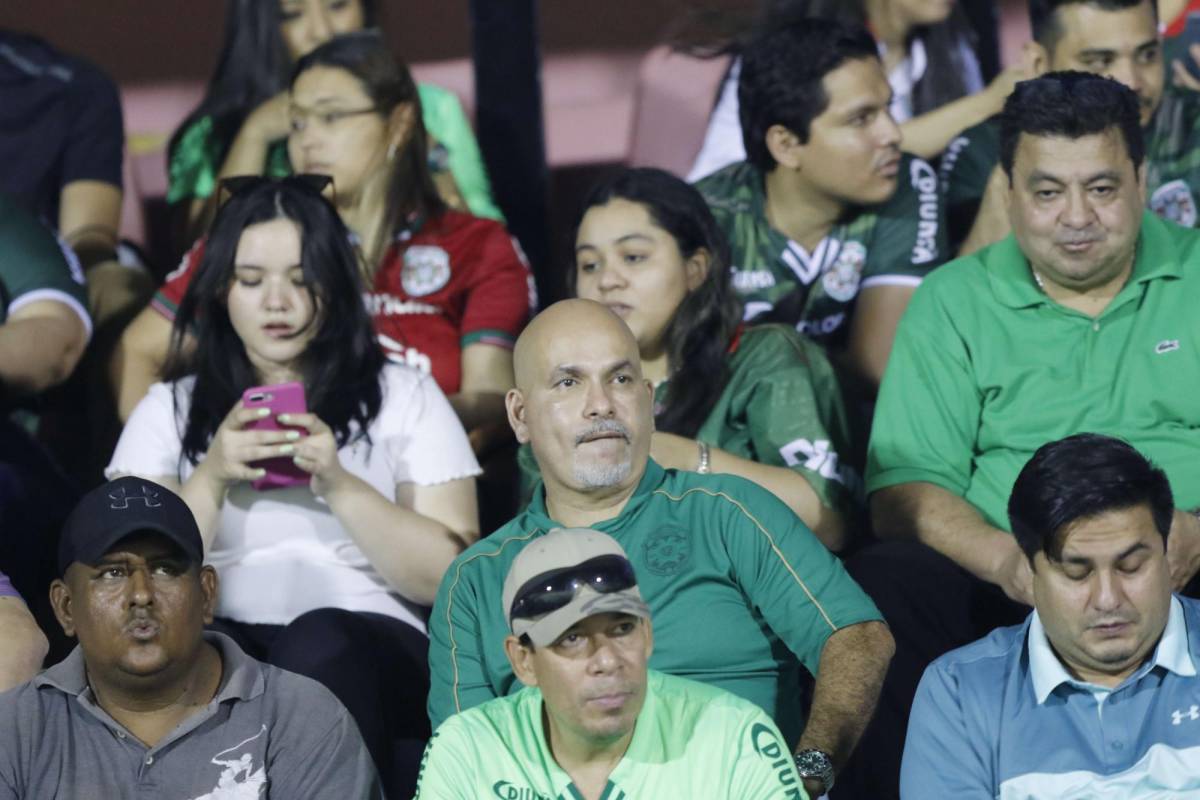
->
<box><xmin>416</xmin><ymin>528</ymin><xmax>808</xmax><ymax>800</ymax></box>
<box><xmin>846</xmin><ymin>72</ymin><xmax>1200</xmax><ymax>800</ymax></box>
<box><xmin>945</xmin><ymin>0</ymin><xmax>1200</xmax><ymax>250</ymax></box>
<box><xmin>427</xmin><ymin>299</ymin><xmax>893</xmax><ymax>799</ymax></box>
<box><xmin>696</xmin><ymin>18</ymin><xmax>948</xmax><ymax>393</ymax></box>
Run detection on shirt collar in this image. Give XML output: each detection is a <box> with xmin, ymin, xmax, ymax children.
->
<box><xmin>987</xmin><ymin>211</ymin><xmax>1184</xmax><ymax>310</ymax></box>
<box><xmin>1028</xmin><ymin>595</ymin><xmax>1195</xmax><ymax>705</ymax></box>
<box><xmin>527</xmin><ymin>458</ymin><xmax>667</xmax><ymax>527</ymax></box>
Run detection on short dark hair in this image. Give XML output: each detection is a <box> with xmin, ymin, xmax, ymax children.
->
<box><xmin>1028</xmin><ymin>0</ymin><xmax>1155</xmax><ymax>51</ymax></box>
<box><xmin>998</xmin><ymin>71</ymin><xmax>1144</xmax><ymax>179</ymax></box>
<box><xmin>737</xmin><ymin>17</ymin><xmax>878</xmax><ymax>172</ymax></box>
<box><xmin>1008</xmin><ymin>433</ymin><xmax>1175</xmax><ymax>564</ymax></box>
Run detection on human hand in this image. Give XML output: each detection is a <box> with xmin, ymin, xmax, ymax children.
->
<box><xmin>279</xmin><ymin>412</ymin><xmax>352</xmax><ymax>497</ymax></box>
<box><xmin>244</xmin><ymin>91</ymin><xmax>292</xmax><ymax>144</ymax></box>
<box><xmin>1171</xmin><ymin>45</ymin><xmax>1200</xmax><ymax>93</ymax></box>
<box><xmin>201</xmin><ymin>402</ymin><xmax>303</xmax><ymax>486</ymax></box>
<box><xmin>1167</xmin><ymin>509</ymin><xmax>1200</xmax><ymax>591</ymax></box>
<box><xmin>985</xmin><ymin>48</ymin><xmax>1039</xmax><ymax>110</ymax></box>
<box><xmin>649</xmin><ymin>431</ymin><xmax>702</xmax><ymax>472</ymax></box>
<box><xmin>990</xmin><ymin>542</ymin><xmax>1035</xmax><ymax>607</ymax></box>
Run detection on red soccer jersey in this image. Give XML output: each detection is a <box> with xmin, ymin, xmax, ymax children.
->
<box><xmin>153</xmin><ymin>210</ymin><xmax>534</xmax><ymax>394</ymax></box>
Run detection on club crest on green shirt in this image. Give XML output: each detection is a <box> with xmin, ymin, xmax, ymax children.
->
<box><xmin>822</xmin><ymin>241</ymin><xmax>866</xmax><ymax>302</ymax></box>
<box><xmin>643</xmin><ymin>526</ymin><xmax>691</xmax><ymax>576</ymax></box>
<box><xmin>1150</xmin><ymin>179</ymin><xmax>1198</xmax><ymax>228</ymax></box>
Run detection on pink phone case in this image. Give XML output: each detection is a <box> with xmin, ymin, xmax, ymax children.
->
<box><xmin>242</xmin><ymin>382</ymin><xmax>309</xmax><ymax>490</ymax></box>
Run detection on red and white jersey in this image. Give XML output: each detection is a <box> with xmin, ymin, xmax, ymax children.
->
<box><xmin>154</xmin><ymin>210</ymin><xmax>533</xmax><ymax>394</ymax></box>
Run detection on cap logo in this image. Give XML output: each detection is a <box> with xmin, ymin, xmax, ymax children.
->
<box><xmin>109</xmin><ymin>485</ymin><xmax>162</xmax><ymax>510</ymax></box>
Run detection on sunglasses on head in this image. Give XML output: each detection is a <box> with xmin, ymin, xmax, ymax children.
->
<box><xmin>217</xmin><ymin>173</ymin><xmax>335</xmax><ymax>206</ymax></box>
<box><xmin>509</xmin><ymin>554</ymin><xmax>638</xmax><ymax>622</ymax></box>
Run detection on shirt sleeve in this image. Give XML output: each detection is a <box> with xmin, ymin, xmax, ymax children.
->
<box><xmin>861</xmin><ymin>156</ymin><xmax>948</xmax><ymax>287</ymax></box>
<box><xmin>458</xmin><ymin>221</ymin><xmax>532</xmax><ymax>351</ymax></box>
<box><xmin>899</xmin><ymin>660</ymin><xmax>994</xmax><ymax>799</ymax></box>
<box><xmin>150</xmin><ymin>239</ymin><xmax>205</xmax><ymax>321</ymax></box>
<box><xmin>269</xmin><ymin>705</ymin><xmax>384</xmax><ymax>800</ymax></box>
<box><xmin>106</xmin><ymin>382</ymin><xmax>186</xmax><ymax>480</ymax></box>
<box><xmin>729</xmin><ymin>711</ymin><xmax>809</xmax><ymax>800</ymax></box>
<box><xmin>412</xmin><ymin>725</ymin><xmax>478</xmax><ymax>799</ymax></box>
<box><xmin>865</xmin><ymin>277</ymin><xmax>981</xmax><ymax>498</ymax></box>
<box><xmin>60</xmin><ymin>58</ymin><xmax>123</xmax><ymax>189</ymax></box>
<box><xmin>717</xmin><ymin>477</ymin><xmax>883</xmax><ymax>674</ymax></box>
<box><xmin>418</xmin><ymin>83</ymin><xmax>504</xmax><ymax>222</ymax></box>
<box><xmin>0</xmin><ymin>571</ymin><xmax>18</xmax><ymax>599</ymax></box>
<box><xmin>427</xmin><ymin>559</ymin><xmax>499</xmax><ymax>730</ymax></box>
<box><xmin>379</xmin><ymin>367</ymin><xmax>481</xmax><ymax>486</ymax></box>
<box><xmin>0</xmin><ymin>200</ymin><xmax>90</xmax><ymax>336</ymax></box>
<box><xmin>167</xmin><ymin>116</ymin><xmax>220</xmax><ymax>205</ymax></box>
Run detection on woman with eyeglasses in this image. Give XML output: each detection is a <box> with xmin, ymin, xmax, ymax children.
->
<box><xmin>109</xmin><ymin>176</ymin><xmax>480</xmax><ymax>797</ymax></box>
<box><xmin>117</xmin><ymin>32</ymin><xmax>531</xmax><ymax>442</ymax></box>
<box><xmin>521</xmin><ymin>167</ymin><xmax>860</xmax><ymax>551</ymax></box>
<box><xmin>167</xmin><ymin>0</ymin><xmax>501</xmax><ymax>248</ymax></box>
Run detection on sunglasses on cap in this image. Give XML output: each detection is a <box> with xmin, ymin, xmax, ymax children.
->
<box><xmin>217</xmin><ymin>173</ymin><xmax>335</xmax><ymax>206</ymax></box>
<box><xmin>509</xmin><ymin>555</ymin><xmax>638</xmax><ymax>622</ymax></box>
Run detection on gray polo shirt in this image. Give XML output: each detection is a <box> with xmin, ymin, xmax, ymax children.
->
<box><xmin>0</xmin><ymin>632</ymin><xmax>382</xmax><ymax>799</ymax></box>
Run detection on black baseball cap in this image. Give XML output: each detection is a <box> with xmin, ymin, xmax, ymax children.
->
<box><xmin>58</xmin><ymin>477</ymin><xmax>204</xmax><ymax>575</ymax></box>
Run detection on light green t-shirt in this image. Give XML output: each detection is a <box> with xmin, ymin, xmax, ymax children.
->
<box><xmin>428</xmin><ymin>459</ymin><xmax>883</xmax><ymax>743</ymax></box>
<box><xmin>415</xmin><ymin>670</ymin><xmax>808</xmax><ymax>800</ymax></box>
<box><xmin>868</xmin><ymin>211</ymin><xmax>1200</xmax><ymax>528</ymax></box>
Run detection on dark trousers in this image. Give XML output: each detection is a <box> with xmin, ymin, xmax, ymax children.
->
<box><xmin>210</xmin><ymin>608</ymin><xmax>430</xmax><ymax>800</ymax></box>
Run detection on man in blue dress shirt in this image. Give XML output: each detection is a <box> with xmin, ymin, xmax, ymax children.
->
<box><xmin>901</xmin><ymin>432</ymin><xmax>1200</xmax><ymax>798</ymax></box>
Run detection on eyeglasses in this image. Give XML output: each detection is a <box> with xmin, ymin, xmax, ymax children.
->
<box><xmin>509</xmin><ymin>555</ymin><xmax>638</xmax><ymax>622</ymax></box>
<box><xmin>217</xmin><ymin>173</ymin><xmax>335</xmax><ymax>207</ymax></box>
<box><xmin>288</xmin><ymin>105</ymin><xmax>380</xmax><ymax>134</ymax></box>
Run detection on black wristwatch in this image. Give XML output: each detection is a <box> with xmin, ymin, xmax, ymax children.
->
<box><xmin>794</xmin><ymin>749</ymin><xmax>835</xmax><ymax>792</ymax></box>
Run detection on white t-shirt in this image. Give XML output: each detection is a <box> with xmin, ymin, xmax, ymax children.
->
<box><xmin>107</xmin><ymin>364</ymin><xmax>481</xmax><ymax>632</ymax></box>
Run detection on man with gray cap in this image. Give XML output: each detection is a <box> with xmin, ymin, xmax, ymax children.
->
<box><xmin>416</xmin><ymin>528</ymin><xmax>807</xmax><ymax>800</ymax></box>
<box><xmin>0</xmin><ymin>476</ymin><xmax>382</xmax><ymax>799</ymax></box>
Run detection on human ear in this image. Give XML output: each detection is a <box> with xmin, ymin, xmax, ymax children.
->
<box><xmin>765</xmin><ymin>124</ymin><xmax>804</xmax><ymax>170</ymax></box>
<box><xmin>49</xmin><ymin>578</ymin><xmax>76</xmax><ymax>638</ymax></box>
<box><xmin>684</xmin><ymin>248</ymin><xmax>710</xmax><ymax>292</ymax></box>
<box><xmin>506</xmin><ymin>389</ymin><xmax>531</xmax><ymax>443</ymax></box>
<box><xmin>199</xmin><ymin>566</ymin><xmax>219</xmax><ymax>625</ymax></box>
<box><xmin>504</xmin><ymin>635</ymin><xmax>539</xmax><ymax>687</ymax></box>
<box><xmin>385</xmin><ymin>102</ymin><xmax>417</xmax><ymax>161</ymax></box>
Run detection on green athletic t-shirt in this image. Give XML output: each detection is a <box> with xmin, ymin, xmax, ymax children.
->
<box><xmin>516</xmin><ymin>324</ymin><xmax>863</xmax><ymax>513</ymax></box>
<box><xmin>0</xmin><ymin>193</ymin><xmax>89</xmax><ymax>330</ymax></box>
<box><xmin>167</xmin><ymin>83</ymin><xmax>504</xmax><ymax>221</ymax></box>
<box><xmin>428</xmin><ymin>459</ymin><xmax>883</xmax><ymax>743</ymax></box>
<box><xmin>867</xmin><ymin>211</ymin><xmax>1200</xmax><ymax>529</ymax></box>
<box><xmin>415</xmin><ymin>671</ymin><xmax>808</xmax><ymax>800</ymax></box>
<box><xmin>942</xmin><ymin>90</ymin><xmax>1200</xmax><ymax>234</ymax></box>
<box><xmin>696</xmin><ymin>156</ymin><xmax>947</xmax><ymax>346</ymax></box>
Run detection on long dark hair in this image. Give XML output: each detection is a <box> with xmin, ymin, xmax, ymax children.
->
<box><xmin>292</xmin><ymin>31</ymin><xmax>445</xmax><ymax>259</ymax></box>
<box><xmin>568</xmin><ymin>168</ymin><xmax>742</xmax><ymax>438</ymax></box>
<box><xmin>164</xmin><ymin>178</ymin><xmax>385</xmax><ymax>465</ymax></box>
<box><xmin>167</xmin><ymin>0</ymin><xmax>379</xmax><ymax>180</ymax></box>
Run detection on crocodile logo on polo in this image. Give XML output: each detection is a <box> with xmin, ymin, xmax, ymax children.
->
<box><xmin>643</xmin><ymin>526</ymin><xmax>691</xmax><ymax>576</ymax></box>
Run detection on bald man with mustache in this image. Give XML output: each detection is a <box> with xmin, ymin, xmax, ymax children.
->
<box><xmin>427</xmin><ymin>299</ymin><xmax>893</xmax><ymax>799</ymax></box>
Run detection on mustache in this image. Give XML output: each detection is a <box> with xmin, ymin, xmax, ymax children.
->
<box><xmin>575</xmin><ymin>420</ymin><xmax>631</xmax><ymax>445</ymax></box>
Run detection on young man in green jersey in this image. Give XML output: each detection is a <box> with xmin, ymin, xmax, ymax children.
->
<box><xmin>849</xmin><ymin>72</ymin><xmax>1200</xmax><ymax>800</ymax></box>
<box><xmin>416</xmin><ymin>528</ymin><xmax>808</xmax><ymax>800</ymax></box>
<box><xmin>696</xmin><ymin>18</ymin><xmax>948</xmax><ymax>394</ymax></box>
<box><xmin>946</xmin><ymin>0</ymin><xmax>1200</xmax><ymax>250</ymax></box>
<box><xmin>427</xmin><ymin>299</ymin><xmax>893</xmax><ymax>799</ymax></box>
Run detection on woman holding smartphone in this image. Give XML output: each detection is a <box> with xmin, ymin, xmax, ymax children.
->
<box><xmin>523</xmin><ymin>168</ymin><xmax>860</xmax><ymax>550</ymax></box>
<box><xmin>116</xmin><ymin>32</ymin><xmax>530</xmax><ymax>437</ymax></box>
<box><xmin>108</xmin><ymin>176</ymin><xmax>480</xmax><ymax>797</ymax></box>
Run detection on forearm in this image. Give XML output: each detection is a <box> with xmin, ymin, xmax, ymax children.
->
<box><xmin>898</xmin><ymin>91</ymin><xmax>1002</xmax><ymax>160</ymax></box>
<box><xmin>0</xmin><ymin>598</ymin><xmax>49</xmax><ymax>692</ymax></box>
<box><xmin>798</xmin><ymin>621</ymin><xmax>894</xmax><ymax>768</ymax></box>
<box><xmin>872</xmin><ymin>482</ymin><xmax>1015</xmax><ymax>583</ymax></box>
<box><xmin>0</xmin><ymin>317</ymin><xmax>84</xmax><ymax>395</ymax></box>
<box><xmin>112</xmin><ymin>309</ymin><xmax>179</xmax><ymax>421</ymax></box>
<box><xmin>179</xmin><ymin>463</ymin><xmax>227</xmax><ymax>553</ymax></box>
<box><xmin>710</xmin><ymin>449</ymin><xmax>846</xmax><ymax>551</ymax></box>
<box><xmin>323</xmin><ymin>476</ymin><xmax>475</xmax><ymax>605</ymax></box>
<box><xmin>448</xmin><ymin>390</ymin><xmax>508</xmax><ymax>433</ymax></box>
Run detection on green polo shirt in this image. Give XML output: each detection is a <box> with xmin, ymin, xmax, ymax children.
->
<box><xmin>696</xmin><ymin>157</ymin><xmax>947</xmax><ymax>346</ymax></box>
<box><xmin>0</xmin><ymin>193</ymin><xmax>89</xmax><ymax>330</ymax></box>
<box><xmin>516</xmin><ymin>324</ymin><xmax>863</xmax><ymax>514</ymax></box>
<box><xmin>868</xmin><ymin>211</ymin><xmax>1200</xmax><ymax>529</ymax></box>
<box><xmin>415</xmin><ymin>670</ymin><xmax>808</xmax><ymax>800</ymax></box>
<box><xmin>427</xmin><ymin>459</ymin><xmax>883</xmax><ymax>743</ymax></box>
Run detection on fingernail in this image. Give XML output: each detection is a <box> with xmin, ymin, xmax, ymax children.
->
<box><xmin>293</xmin><ymin>456</ymin><xmax>303</xmax><ymax>465</ymax></box>
<box><xmin>278</xmin><ymin>444</ymin><xmax>294</xmax><ymax>455</ymax></box>
<box><xmin>257</xmin><ymin>408</ymin><xmax>271</xmax><ymax>417</ymax></box>
<box><xmin>277</xmin><ymin>413</ymin><xmax>290</xmax><ymax>423</ymax></box>
<box><xmin>254</xmin><ymin>468</ymin><xmax>267</xmax><ymax>477</ymax></box>
<box><xmin>286</xmin><ymin>431</ymin><xmax>301</xmax><ymax>441</ymax></box>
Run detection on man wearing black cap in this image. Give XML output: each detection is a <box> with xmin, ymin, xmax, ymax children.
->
<box><xmin>0</xmin><ymin>476</ymin><xmax>382</xmax><ymax>799</ymax></box>
<box><xmin>416</xmin><ymin>528</ymin><xmax>807</xmax><ymax>800</ymax></box>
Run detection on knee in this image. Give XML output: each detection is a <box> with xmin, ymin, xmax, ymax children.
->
<box><xmin>269</xmin><ymin>608</ymin><xmax>366</xmax><ymax>678</ymax></box>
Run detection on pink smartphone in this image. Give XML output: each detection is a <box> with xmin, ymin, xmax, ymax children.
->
<box><xmin>242</xmin><ymin>382</ymin><xmax>309</xmax><ymax>490</ymax></box>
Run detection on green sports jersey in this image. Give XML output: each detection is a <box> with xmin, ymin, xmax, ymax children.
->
<box><xmin>516</xmin><ymin>325</ymin><xmax>863</xmax><ymax>513</ymax></box>
<box><xmin>415</xmin><ymin>670</ymin><xmax>807</xmax><ymax>800</ymax></box>
<box><xmin>428</xmin><ymin>459</ymin><xmax>883</xmax><ymax>743</ymax></box>
<box><xmin>867</xmin><ymin>211</ymin><xmax>1200</xmax><ymax>529</ymax></box>
<box><xmin>696</xmin><ymin>156</ymin><xmax>947</xmax><ymax>346</ymax></box>
<box><xmin>0</xmin><ymin>193</ymin><xmax>89</xmax><ymax>330</ymax></box>
<box><xmin>942</xmin><ymin>91</ymin><xmax>1200</xmax><ymax>235</ymax></box>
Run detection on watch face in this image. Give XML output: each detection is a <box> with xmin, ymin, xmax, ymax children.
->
<box><xmin>794</xmin><ymin>750</ymin><xmax>834</xmax><ymax>784</ymax></box>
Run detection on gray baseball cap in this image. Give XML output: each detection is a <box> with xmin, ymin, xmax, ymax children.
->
<box><xmin>502</xmin><ymin>528</ymin><xmax>650</xmax><ymax>647</ymax></box>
